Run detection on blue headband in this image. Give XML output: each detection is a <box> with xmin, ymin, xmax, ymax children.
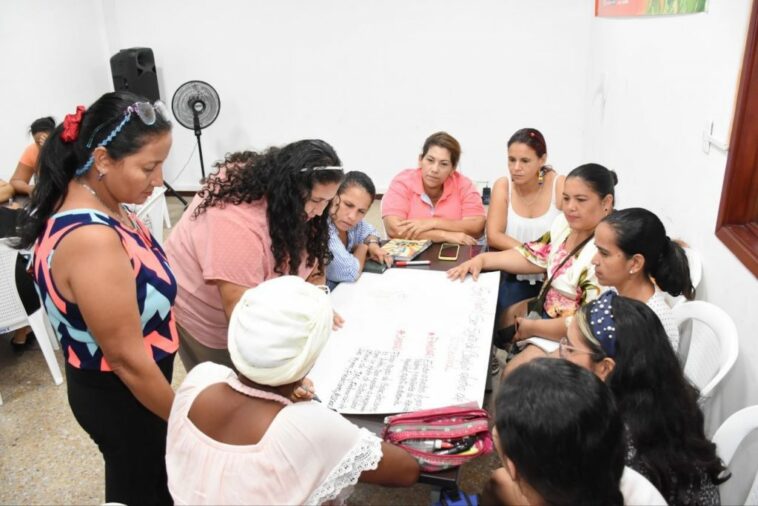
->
<box><xmin>584</xmin><ymin>290</ymin><xmax>617</xmax><ymax>357</ymax></box>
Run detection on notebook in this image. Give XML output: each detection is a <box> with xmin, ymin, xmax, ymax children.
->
<box><xmin>380</xmin><ymin>239</ymin><xmax>433</xmax><ymax>262</ymax></box>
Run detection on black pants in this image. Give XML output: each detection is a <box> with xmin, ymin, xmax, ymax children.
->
<box><xmin>0</xmin><ymin>207</ymin><xmax>40</xmax><ymax>315</ymax></box>
<box><xmin>66</xmin><ymin>356</ymin><xmax>175</xmax><ymax>506</ymax></box>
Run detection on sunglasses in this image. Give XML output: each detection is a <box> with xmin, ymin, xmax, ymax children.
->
<box><xmin>299</xmin><ymin>166</ymin><xmax>343</xmax><ymax>173</ymax></box>
<box><xmin>77</xmin><ymin>101</ymin><xmax>171</xmax><ymax>177</ymax></box>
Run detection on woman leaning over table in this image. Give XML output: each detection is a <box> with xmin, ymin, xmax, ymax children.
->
<box><xmin>448</xmin><ymin>163</ymin><xmax>617</xmax><ymax>372</ymax></box>
<box><xmin>381</xmin><ymin>131</ymin><xmax>485</xmax><ymax>245</ymax></box>
<box><xmin>15</xmin><ymin>91</ymin><xmax>176</xmax><ymax>505</ymax></box>
<box><xmin>165</xmin><ymin>140</ymin><xmax>344</xmax><ymax>371</ymax></box>
<box><xmin>326</xmin><ymin>170</ymin><xmax>392</xmax><ymax>290</ymax></box>
<box><xmin>487</xmin><ymin>128</ymin><xmax>564</xmax><ymax>312</ymax></box>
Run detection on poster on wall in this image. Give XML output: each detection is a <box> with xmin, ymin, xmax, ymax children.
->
<box><xmin>595</xmin><ymin>0</ymin><xmax>707</xmax><ymax>17</ymax></box>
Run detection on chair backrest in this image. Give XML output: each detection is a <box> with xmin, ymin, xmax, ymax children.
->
<box><xmin>672</xmin><ymin>301</ymin><xmax>739</xmax><ymax>399</ymax></box>
<box><xmin>712</xmin><ymin>405</ymin><xmax>758</xmax><ymax>505</ymax></box>
<box><xmin>0</xmin><ymin>239</ymin><xmax>31</xmax><ymax>333</ymax></box>
<box><xmin>135</xmin><ymin>186</ymin><xmax>170</xmax><ymax>244</ymax></box>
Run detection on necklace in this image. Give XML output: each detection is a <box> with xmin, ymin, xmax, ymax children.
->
<box><xmin>513</xmin><ymin>182</ymin><xmax>543</xmax><ymax>209</ymax></box>
<box><xmin>77</xmin><ymin>181</ymin><xmax>136</xmax><ymax>230</ymax></box>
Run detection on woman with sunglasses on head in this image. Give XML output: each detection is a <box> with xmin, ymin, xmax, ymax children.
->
<box><xmin>448</xmin><ymin>163</ymin><xmax>616</xmax><ymax>369</ymax></box>
<box><xmin>555</xmin><ymin>291</ymin><xmax>728</xmax><ymax>505</ymax></box>
<box><xmin>15</xmin><ymin>92</ymin><xmax>176</xmax><ymax>505</ymax></box>
<box><xmin>165</xmin><ymin>141</ymin><xmax>344</xmax><ymax>371</ymax></box>
<box><xmin>593</xmin><ymin>207</ymin><xmax>694</xmax><ymax>351</ymax></box>
<box><xmin>487</xmin><ymin>128</ymin><xmax>565</xmax><ymax>312</ymax></box>
<box><xmin>326</xmin><ymin>171</ymin><xmax>392</xmax><ymax>290</ymax></box>
<box><xmin>382</xmin><ymin>131</ymin><xmax>486</xmax><ymax>245</ymax></box>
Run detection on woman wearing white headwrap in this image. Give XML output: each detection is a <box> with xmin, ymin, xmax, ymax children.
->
<box><xmin>166</xmin><ymin>276</ymin><xmax>419</xmax><ymax>505</ymax></box>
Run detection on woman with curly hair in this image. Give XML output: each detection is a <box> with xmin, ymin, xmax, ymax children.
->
<box><xmin>166</xmin><ymin>139</ymin><xmax>344</xmax><ymax>371</ymax></box>
<box><xmin>557</xmin><ymin>291</ymin><xmax>728</xmax><ymax>504</ymax></box>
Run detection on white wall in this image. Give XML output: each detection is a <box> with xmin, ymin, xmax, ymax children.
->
<box><xmin>100</xmin><ymin>0</ymin><xmax>592</xmax><ymax>191</ymax></box>
<box><xmin>584</xmin><ymin>0</ymin><xmax>758</xmax><ymax>434</ymax></box>
<box><xmin>0</xmin><ymin>0</ymin><xmax>112</xmax><ymax>179</ymax></box>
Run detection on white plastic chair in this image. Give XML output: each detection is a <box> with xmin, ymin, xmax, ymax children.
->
<box><xmin>134</xmin><ymin>186</ymin><xmax>171</xmax><ymax>244</ymax></box>
<box><xmin>0</xmin><ymin>240</ymin><xmax>63</xmax><ymax>404</ymax></box>
<box><xmin>672</xmin><ymin>301</ymin><xmax>739</xmax><ymax>400</ymax></box>
<box><xmin>712</xmin><ymin>405</ymin><xmax>758</xmax><ymax>505</ymax></box>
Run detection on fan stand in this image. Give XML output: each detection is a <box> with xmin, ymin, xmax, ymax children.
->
<box><xmin>192</xmin><ymin>102</ymin><xmax>207</xmax><ymax>179</ymax></box>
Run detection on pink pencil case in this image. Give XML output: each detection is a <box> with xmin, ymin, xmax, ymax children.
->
<box><xmin>381</xmin><ymin>402</ymin><xmax>493</xmax><ymax>472</ymax></box>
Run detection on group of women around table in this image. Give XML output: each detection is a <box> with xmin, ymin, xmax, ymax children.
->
<box><xmin>8</xmin><ymin>90</ymin><xmax>728</xmax><ymax>505</ymax></box>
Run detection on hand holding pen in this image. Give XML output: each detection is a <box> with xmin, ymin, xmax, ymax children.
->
<box><xmin>292</xmin><ymin>378</ymin><xmax>318</xmax><ymax>402</ymax></box>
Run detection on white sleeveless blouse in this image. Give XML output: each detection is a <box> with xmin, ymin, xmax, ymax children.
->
<box><xmin>506</xmin><ymin>174</ymin><xmax>561</xmax><ymax>284</ymax></box>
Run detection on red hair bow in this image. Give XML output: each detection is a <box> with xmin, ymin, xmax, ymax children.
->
<box><xmin>61</xmin><ymin>105</ymin><xmax>86</xmax><ymax>143</ymax></box>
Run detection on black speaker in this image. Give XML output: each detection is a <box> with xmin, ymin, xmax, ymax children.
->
<box><xmin>110</xmin><ymin>48</ymin><xmax>160</xmax><ymax>102</ymax></box>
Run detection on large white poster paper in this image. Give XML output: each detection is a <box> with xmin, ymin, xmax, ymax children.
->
<box><xmin>309</xmin><ymin>270</ymin><xmax>498</xmax><ymax>414</ymax></box>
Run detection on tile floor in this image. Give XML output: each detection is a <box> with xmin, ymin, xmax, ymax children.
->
<box><xmin>0</xmin><ymin>196</ymin><xmax>500</xmax><ymax>505</ymax></box>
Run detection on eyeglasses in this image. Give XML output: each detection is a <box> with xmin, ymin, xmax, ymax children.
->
<box><xmin>77</xmin><ymin>101</ymin><xmax>171</xmax><ymax>177</ymax></box>
<box><xmin>558</xmin><ymin>336</ymin><xmax>597</xmax><ymax>359</ymax></box>
<box><xmin>299</xmin><ymin>166</ymin><xmax>343</xmax><ymax>173</ymax></box>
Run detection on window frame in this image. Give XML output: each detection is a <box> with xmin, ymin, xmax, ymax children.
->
<box><xmin>716</xmin><ymin>0</ymin><xmax>758</xmax><ymax>277</ymax></box>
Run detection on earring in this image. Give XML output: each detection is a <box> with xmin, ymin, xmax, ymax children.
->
<box><xmin>629</xmin><ymin>270</ymin><xmax>635</xmax><ymax>274</ymax></box>
<box><xmin>538</xmin><ymin>169</ymin><xmax>544</xmax><ymax>185</ymax></box>
<box><xmin>97</xmin><ymin>170</ymin><xmax>105</xmax><ymax>181</ymax></box>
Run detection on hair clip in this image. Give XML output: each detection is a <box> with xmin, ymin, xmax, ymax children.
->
<box><xmin>299</xmin><ymin>166</ymin><xmax>343</xmax><ymax>173</ymax></box>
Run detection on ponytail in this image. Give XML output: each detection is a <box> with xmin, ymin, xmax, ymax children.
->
<box><xmin>655</xmin><ymin>238</ymin><xmax>695</xmax><ymax>300</ymax></box>
<box><xmin>603</xmin><ymin>208</ymin><xmax>694</xmax><ymax>299</ymax></box>
<box><xmin>14</xmin><ymin>91</ymin><xmax>172</xmax><ymax>250</ymax></box>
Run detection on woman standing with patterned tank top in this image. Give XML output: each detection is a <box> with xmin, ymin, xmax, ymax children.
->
<box><xmin>14</xmin><ymin>91</ymin><xmax>176</xmax><ymax>505</ymax></box>
<box><xmin>486</xmin><ymin>128</ymin><xmax>565</xmax><ymax>312</ymax></box>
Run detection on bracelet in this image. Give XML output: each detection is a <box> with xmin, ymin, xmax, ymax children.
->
<box><xmin>365</xmin><ymin>237</ymin><xmax>380</xmax><ymax>245</ymax></box>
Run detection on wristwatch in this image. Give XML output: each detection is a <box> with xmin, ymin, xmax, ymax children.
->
<box><xmin>364</xmin><ymin>236</ymin><xmax>380</xmax><ymax>246</ymax></box>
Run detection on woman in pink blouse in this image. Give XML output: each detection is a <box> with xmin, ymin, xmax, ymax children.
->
<box><xmin>381</xmin><ymin>131</ymin><xmax>485</xmax><ymax>245</ymax></box>
<box><xmin>166</xmin><ymin>141</ymin><xmax>344</xmax><ymax>371</ymax></box>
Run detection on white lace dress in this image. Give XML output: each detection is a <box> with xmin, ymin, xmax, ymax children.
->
<box><xmin>166</xmin><ymin>362</ymin><xmax>383</xmax><ymax>505</ymax></box>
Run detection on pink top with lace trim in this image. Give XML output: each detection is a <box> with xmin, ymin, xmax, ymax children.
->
<box><xmin>166</xmin><ymin>362</ymin><xmax>383</xmax><ymax>505</ymax></box>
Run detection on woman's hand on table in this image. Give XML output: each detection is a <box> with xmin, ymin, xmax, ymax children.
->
<box><xmin>397</xmin><ymin>218</ymin><xmax>436</xmax><ymax>239</ymax></box>
<box><xmin>333</xmin><ymin>310</ymin><xmax>344</xmax><ymax>330</ymax></box>
<box><xmin>446</xmin><ymin>256</ymin><xmax>484</xmax><ymax>281</ymax></box>
<box><xmin>442</xmin><ymin>231</ymin><xmax>478</xmax><ymax>246</ymax></box>
<box><xmin>367</xmin><ymin>243</ymin><xmax>393</xmax><ymax>266</ymax></box>
<box><xmin>292</xmin><ymin>377</ymin><xmax>316</xmax><ymax>402</ymax></box>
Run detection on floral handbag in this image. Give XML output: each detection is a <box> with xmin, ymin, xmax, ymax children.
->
<box><xmin>381</xmin><ymin>402</ymin><xmax>493</xmax><ymax>472</ymax></box>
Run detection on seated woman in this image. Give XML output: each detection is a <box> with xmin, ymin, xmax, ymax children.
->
<box><xmin>166</xmin><ymin>141</ymin><xmax>344</xmax><ymax>371</ymax></box>
<box><xmin>166</xmin><ymin>276</ymin><xmax>420</xmax><ymax>505</ymax></box>
<box><xmin>382</xmin><ymin>131</ymin><xmax>485</xmax><ymax>245</ymax></box>
<box><xmin>448</xmin><ymin>163</ymin><xmax>617</xmax><ymax>368</ymax></box>
<box><xmin>0</xmin><ymin>179</ymin><xmax>15</xmax><ymax>205</ymax></box>
<box><xmin>9</xmin><ymin>116</ymin><xmax>55</xmax><ymax>201</ymax></box>
<box><xmin>487</xmin><ymin>128</ymin><xmax>564</xmax><ymax>311</ymax></box>
<box><xmin>593</xmin><ymin>207</ymin><xmax>695</xmax><ymax>350</ymax></box>
<box><xmin>326</xmin><ymin>171</ymin><xmax>392</xmax><ymax>290</ymax></box>
<box><xmin>555</xmin><ymin>291</ymin><xmax>728</xmax><ymax>505</ymax></box>
<box><xmin>481</xmin><ymin>358</ymin><xmax>666</xmax><ymax>506</ymax></box>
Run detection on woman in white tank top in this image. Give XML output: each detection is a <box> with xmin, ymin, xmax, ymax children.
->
<box><xmin>486</xmin><ymin>128</ymin><xmax>564</xmax><ymax>312</ymax></box>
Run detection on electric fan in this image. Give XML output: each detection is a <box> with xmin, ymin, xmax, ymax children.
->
<box><xmin>171</xmin><ymin>80</ymin><xmax>221</xmax><ymax>180</ymax></box>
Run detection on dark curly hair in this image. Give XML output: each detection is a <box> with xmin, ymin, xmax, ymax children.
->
<box><xmin>193</xmin><ymin>139</ymin><xmax>344</xmax><ymax>275</ymax></box>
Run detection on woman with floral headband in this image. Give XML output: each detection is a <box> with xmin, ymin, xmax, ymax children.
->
<box><xmin>166</xmin><ymin>141</ymin><xmax>344</xmax><ymax>371</ymax></box>
<box><xmin>15</xmin><ymin>91</ymin><xmax>176</xmax><ymax>505</ymax></box>
<box><xmin>555</xmin><ymin>291</ymin><xmax>728</xmax><ymax>505</ymax></box>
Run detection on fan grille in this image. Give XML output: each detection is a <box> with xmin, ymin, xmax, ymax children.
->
<box><xmin>171</xmin><ymin>80</ymin><xmax>220</xmax><ymax>130</ymax></box>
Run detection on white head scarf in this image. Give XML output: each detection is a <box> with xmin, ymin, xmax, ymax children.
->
<box><xmin>228</xmin><ymin>276</ymin><xmax>333</xmax><ymax>386</ymax></box>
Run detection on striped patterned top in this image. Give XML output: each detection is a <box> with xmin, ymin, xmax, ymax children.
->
<box><xmin>33</xmin><ymin>209</ymin><xmax>179</xmax><ymax>371</ymax></box>
<box><xmin>326</xmin><ymin>218</ymin><xmax>380</xmax><ymax>289</ymax></box>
